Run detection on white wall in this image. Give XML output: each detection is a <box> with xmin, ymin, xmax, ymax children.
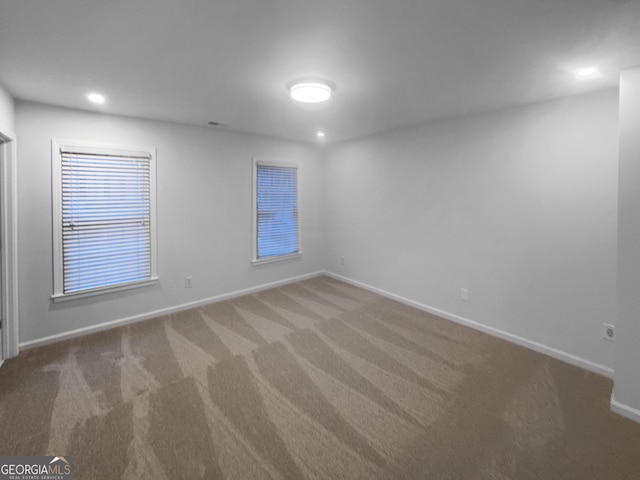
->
<box><xmin>13</xmin><ymin>89</ymin><xmax>624</xmax><ymax>379</ymax></box>
<box><xmin>614</xmin><ymin>66</ymin><xmax>640</xmax><ymax>417</ymax></box>
<box><xmin>16</xmin><ymin>102</ymin><xmax>325</xmax><ymax>345</ymax></box>
<box><xmin>325</xmin><ymin>89</ymin><xmax>619</xmax><ymax>372</ymax></box>
<box><xmin>0</xmin><ymin>84</ymin><xmax>14</xmax><ymax>132</ymax></box>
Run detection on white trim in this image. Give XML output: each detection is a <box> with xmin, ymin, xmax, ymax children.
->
<box><xmin>0</xmin><ymin>128</ymin><xmax>19</xmax><ymax>359</ymax></box>
<box><xmin>251</xmin><ymin>252</ymin><xmax>302</xmax><ymax>266</ymax></box>
<box><xmin>51</xmin><ymin>139</ymin><xmax>158</xmax><ymax>300</ymax></box>
<box><xmin>610</xmin><ymin>394</ymin><xmax>640</xmax><ymax>424</ymax></box>
<box><xmin>252</xmin><ymin>158</ymin><xmax>257</xmax><ymax>262</ymax></box>
<box><xmin>324</xmin><ymin>271</ymin><xmax>615</xmax><ymax>379</ymax></box>
<box><xmin>251</xmin><ymin>157</ymin><xmax>301</xmax><ymax>264</ymax></box>
<box><xmin>20</xmin><ymin>270</ymin><xmax>325</xmax><ymax>350</ymax></box>
<box><xmin>51</xmin><ymin>277</ymin><xmax>159</xmax><ymax>303</ymax></box>
<box><xmin>20</xmin><ymin>267</ymin><xmax>617</xmax><ymax>384</ymax></box>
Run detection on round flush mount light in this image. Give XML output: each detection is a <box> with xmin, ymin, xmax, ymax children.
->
<box><xmin>317</xmin><ymin>131</ymin><xmax>326</xmax><ymax>138</ymax></box>
<box><xmin>290</xmin><ymin>82</ymin><xmax>332</xmax><ymax>103</ymax></box>
<box><xmin>574</xmin><ymin>67</ymin><xmax>602</xmax><ymax>81</ymax></box>
<box><xmin>87</xmin><ymin>92</ymin><xmax>106</xmax><ymax>104</ymax></box>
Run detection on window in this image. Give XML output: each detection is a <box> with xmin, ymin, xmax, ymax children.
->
<box><xmin>252</xmin><ymin>158</ymin><xmax>300</xmax><ymax>264</ymax></box>
<box><xmin>52</xmin><ymin>140</ymin><xmax>158</xmax><ymax>300</ymax></box>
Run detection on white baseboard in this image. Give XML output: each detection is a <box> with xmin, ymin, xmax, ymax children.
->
<box><xmin>20</xmin><ymin>268</ymin><xmax>615</xmax><ymax>383</ymax></box>
<box><xmin>20</xmin><ymin>271</ymin><xmax>325</xmax><ymax>350</ymax></box>
<box><xmin>324</xmin><ymin>271</ymin><xmax>614</xmax><ymax>379</ymax></box>
<box><xmin>610</xmin><ymin>394</ymin><xmax>640</xmax><ymax>424</ymax></box>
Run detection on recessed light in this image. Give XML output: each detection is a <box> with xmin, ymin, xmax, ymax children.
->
<box><xmin>574</xmin><ymin>67</ymin><xmax>602</xmax><ymax>81</ymax></box>
<box><xmin>317</xmin><ymin>131</ymin><xmax>325</xmax><ymax>138</ymax></box>
<box><xmin>87</xmin><ymin>92</ymin><xmax>106</xmax><ymax>104</ymax></box>
<box><xmin>290</xmin><ymin>82</ymin><xmax>332</xmax><ymax>103</ymax></box>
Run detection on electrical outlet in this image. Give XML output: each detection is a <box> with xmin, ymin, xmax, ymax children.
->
<box><xmin>460</xmin><ymin>288</ymin><xmax>469</xmax><ymax>302</ymax></box>
<box><xmin>185</xmin><ymin>276</ymin><xmax>192</xmax><ymax>288</ymax></box>
<box><xmin>603</xmin><ymin>323</ymin><xmax>616</xmax><ymax>342</ymax></box>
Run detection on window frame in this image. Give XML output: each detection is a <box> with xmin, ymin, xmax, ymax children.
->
<box><xmin>251</xmin><ymin>157</ymin><xmax>302</xmax><ymax>265</ymax></box>
<box><xmin>51</xmin><ymin>139</ymin><xmax>158</xmax><ymax>302</ymax></box>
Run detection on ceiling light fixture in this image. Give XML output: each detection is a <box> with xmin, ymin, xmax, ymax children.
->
<box><xmin>574</xmin><ymin>67</ymin><xmax>602</xmax><ymax>81</ymax></box>
<box><xmin>317</xmin><ymin>131</ymin><xmax>325</xmax><ymax>138</ymax></box>
<box><xmin>87</xmin><ymin>92</ymin><xmax>106</xmax><ymax>104</ymax></box>
<box><xmin>290</xmin><ymin>82</ymin><xmax>332</xmax><ymax>103</ymax></box>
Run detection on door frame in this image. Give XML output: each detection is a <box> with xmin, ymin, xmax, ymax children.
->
<box><xmin>0</xmin><ymin>128</ymin><xmax>19</xmax><ymax>360</ymax></box>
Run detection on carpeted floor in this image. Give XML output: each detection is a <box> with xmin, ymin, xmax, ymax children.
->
<box><xmin>1</xmin><ymin>275</ymin><xmax>640</xmax><ymax>479</ymax></box>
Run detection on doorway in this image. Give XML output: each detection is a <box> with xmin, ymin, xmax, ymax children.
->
<box><xmin>0</xmin><ymin>129</ymin><xmax>18</xmax><ymax>361</ymax></box>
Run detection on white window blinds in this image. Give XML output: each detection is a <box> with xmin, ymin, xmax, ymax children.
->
<box><xmin>255</xmin><ymin>163</ymin><xmax>299</xmax><ymax>259</ymax></box>
<box><xmin>58</xmin><ymin>148</ymin><xmax>153</xmax><ymax>294</ymax></box>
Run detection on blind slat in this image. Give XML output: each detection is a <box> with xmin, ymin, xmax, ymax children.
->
<box><xmin>60</xmin><ymin>151</ymin><xmax>153</xmax><ymax>293</ymax></box>
<box><xmin>256</xmin><ymin>164</ymin><xmax>299</xmax><ymax>259</ymax></box>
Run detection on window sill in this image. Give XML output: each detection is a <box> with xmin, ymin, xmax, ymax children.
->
<box><xmin>251</xmin><ymin>252</ymin><xmax>302</xmax><ymax>266</ymax></box>
<box><xmin>51</xmin><ymin>277</ymin><xmax>159</xmax><ymax>303</ymax></box>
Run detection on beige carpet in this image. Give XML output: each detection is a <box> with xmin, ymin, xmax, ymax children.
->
<box><xmin>1</xmin><ymin>276</ymin><xmax>640</xmax><ymax>479</ymax></box>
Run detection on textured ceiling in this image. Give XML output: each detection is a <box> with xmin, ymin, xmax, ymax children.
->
<box><xmin>1</xmin><ymin>0</ymin><xmax>639</xmax><ymax>143</ymax></box>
